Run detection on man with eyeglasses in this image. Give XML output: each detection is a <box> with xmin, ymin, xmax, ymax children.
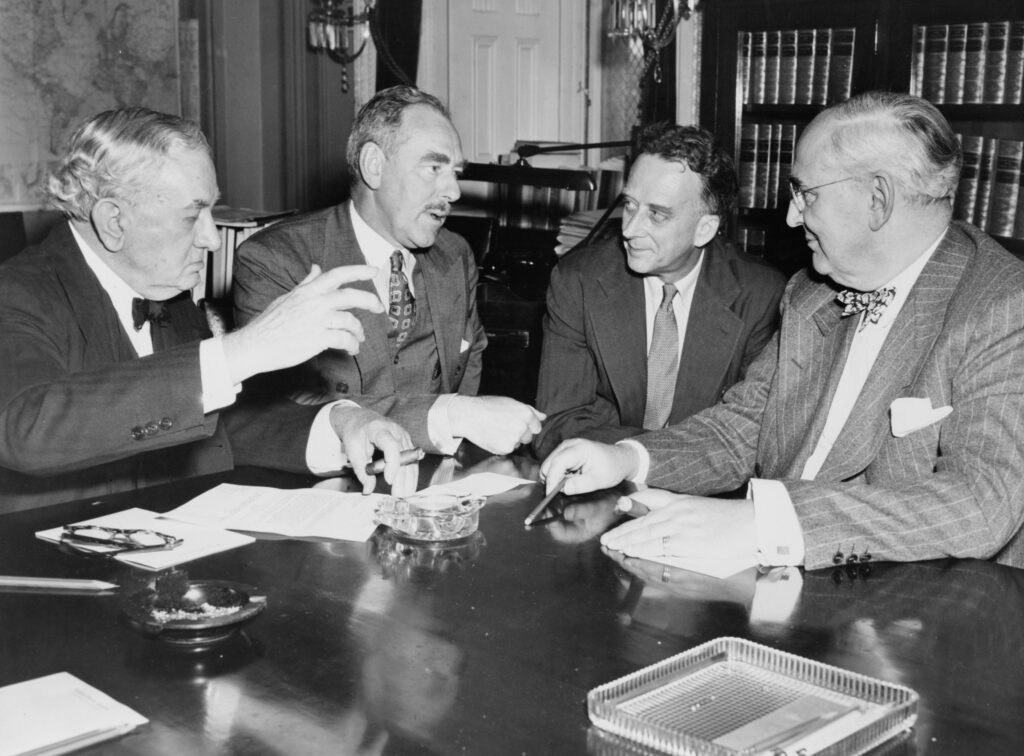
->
<box><xmin>542</xmin><ymin>90</ymin><xmax>1024</xmax><ymax>570</ymax></box>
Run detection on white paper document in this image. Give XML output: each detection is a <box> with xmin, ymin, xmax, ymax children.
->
<box><xmin>36</xmin><ymin>508</ymin><xmax>254</xmax><ymax>571</ymax></box>
<box><xmin>0</xmin><ymin>671</ymin><xmax>147</xmax><ymax>756</ymax></box>
<box><xmin>163</xmin><ymin>483</ymin><xmax>384</xmax><ymax>541</ymax></box>
<box><xmin>417</xmin><ymin>472</ymin><xmax>532</xmax><ymax>498</ymax></box>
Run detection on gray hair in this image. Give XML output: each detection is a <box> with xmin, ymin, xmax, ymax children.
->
<box><xmin>47</xmin><ymin>107</ymin><xmax>211</xmax><ymax>221</ymax></box>
<box><xmin>822</xmin><ymin>91</ymin><xmax>961</xmax><ymax>206</ymax></box>
<box><xmin>345</xmin><ymin>85</ymin><xmax>451</xmax><ymax>186</ymax></box>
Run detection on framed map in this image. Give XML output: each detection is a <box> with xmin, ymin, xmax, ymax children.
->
<box><xmin>0</xmin><ymin>0</ymin><xmax>180</xmax><ymax>210</ymax></box>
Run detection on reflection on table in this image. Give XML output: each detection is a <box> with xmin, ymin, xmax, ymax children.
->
<box><xmin>0</xmin><ymin>447</ymin><xmax>1021</xmax><ymax>754</ymax></box>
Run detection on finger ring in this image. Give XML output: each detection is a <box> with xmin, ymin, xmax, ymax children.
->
<box><xmin>661</xmin><ymin>567</ymin><xmax>671</xmax><ymax>582</ymax></box>
<box><xmin>661</xmin><ymin>534</ymin><xmax>670</xmax><ymax>555</ymax></box>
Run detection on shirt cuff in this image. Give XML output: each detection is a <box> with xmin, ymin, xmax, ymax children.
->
<box><xmin>748</xmin><ymin>478</ymin><xmax>805</xmax><ymax>567</ymax></box>
<box><xmin>430</xmin><ymin>394</ymin><xmax>464</xmax><ymax>456</ymax></box>
<box><xmin>749</xmin><ymin>567</ymin><xmax>803</xmax><ymax>625</ymax></box>
<box><xmin>615</xmin><ymin>438</ymin><xmax>650</xmax><ymax>486</ymax></box>
<box><xmin>199</xmin><ymin>336</ymin><xmax>241</xmax><ymax>413</ymax></box>
<box><xmin>305</xmin><ymin>400</ymin><xmax>356</xmax><ymax>475</ymax></box>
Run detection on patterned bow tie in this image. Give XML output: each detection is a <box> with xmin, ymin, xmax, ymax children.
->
<box><xmin>131</xmin><ymin>297</ymin><xmax>171</xmax><ymax>331</ymax></box>
<box><xmin>836</xmin><ymin>287</ymin><xmax>895</xmax><ymax>330</ymax></box>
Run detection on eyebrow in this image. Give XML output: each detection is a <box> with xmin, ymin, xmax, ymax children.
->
<box><xmin>422</xmin><ymin>150</ymin><xmax>453</xmax><ymax>165</ymax></box>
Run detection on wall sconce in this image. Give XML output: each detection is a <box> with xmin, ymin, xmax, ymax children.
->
<box><xmin>607</xmin><ymin>0</ymin><xmax>698</xmax><ymax>42</ymax></box>
<box><xmin>307</xmin><ymin>1</ymin><xmax>372</xmax><ymax>63</ymax></box>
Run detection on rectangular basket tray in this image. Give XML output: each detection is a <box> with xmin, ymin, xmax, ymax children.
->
<box><xmin>587</xmin><ymin>637</ymin><xmax>918</xmax><ymax>756</ymax></box>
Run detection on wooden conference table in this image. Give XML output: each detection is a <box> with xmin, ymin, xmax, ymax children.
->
<box><xmin>0</xmin><ymin>448</ymin><xmax>1022</xmax><ymax>755</ymax></box>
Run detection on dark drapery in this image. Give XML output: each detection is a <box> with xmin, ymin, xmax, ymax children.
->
<box><xmin>373</xmin><ymin>0</ymin><xmax>422</xmax><ymax>90</ymax></box>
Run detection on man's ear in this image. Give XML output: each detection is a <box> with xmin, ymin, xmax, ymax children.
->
<box><xmin>359</xmin><ymin>142</ymin><xmax>386</xmax><ymax>190</ymax></box>
<box><xmin>694</xmin><ymin>214</ymin><xmax>721</xmax><ymax>248</ymax></box>
<box><xmin>90</xmin><ymin>198</ymin><xmax>127</xmax><ymax>252</ymax></box>
<box><xmin>868</xmin><ymin>172</ymin><xmax>895</xmax><ymax>231</ymax></box>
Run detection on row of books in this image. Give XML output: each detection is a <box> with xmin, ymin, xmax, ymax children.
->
<box><xmin>737</xmin><ymin>123</ymin><xmax>798</xmax><ymax>210</ymax></box>
<box><xmin>913</xmin><ymin>21</ymin><xmax>1024</xmax><ymax>106</ymax></box>
<box><xmin>955</xmin><ymin>135</ymin><xmax>1024</xmax><ymax>239</ymax></box>
<box><xmin>739</xmin><ymin>28</ymin><xmax>855</xmax><ymax>106</ymax></box>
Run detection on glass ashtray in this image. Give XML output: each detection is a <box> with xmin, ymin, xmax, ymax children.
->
<box><xmin>374</xmin><ymin>493</ymin><xmax>485</xmax><ymax>542</ymax></box>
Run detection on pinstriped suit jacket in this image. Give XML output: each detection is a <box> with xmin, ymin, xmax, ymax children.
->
<box><xmin>639</xmin><ymin>222</ymin><xmax>1024</xmax><ymax>570</ymax></box>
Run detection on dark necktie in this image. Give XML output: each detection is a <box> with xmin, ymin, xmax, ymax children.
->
<box><xmin>836</xmin><ymin>286</ymin><xmax>895</xmax><ymax>331</ymax></box>
<box><xmin>643</xmin><ymin>283</ymin><xmax>680</xmax><ymax>430</ymax></box>
<box><xmin>387</xmin><ymin>250</ymin><xmax>417</xmax><ymax>347</ymax></box>
<box><xmin>131</xmin><ymin>297</ymin><xmax>170</xmax><ymax>331</ymax></box>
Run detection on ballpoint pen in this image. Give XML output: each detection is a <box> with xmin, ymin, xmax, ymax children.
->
<box><xmin>364</xmin><ymin>447</ymin><xmax>425</xmax><ymax>475</ymax></box>
<box><xmin>524</xmin><ymin>468</ymin><xmax>580</xmax><ymax>526</ymax></box>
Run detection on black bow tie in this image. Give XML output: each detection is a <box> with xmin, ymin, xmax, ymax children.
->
<box><xmin>836</xmin><ymin>287</ymin><xmax>895</xmax><ymax>330</ymax></box>
<box><xmin>131</xmin><ymin>297</ymin><xmax>171</xmax><ymax>331</ymax></box>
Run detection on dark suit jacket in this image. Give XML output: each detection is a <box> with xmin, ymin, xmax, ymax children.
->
<box><xmin>233</xmin><ymin>201</ymin><xmax>487</xmax><ymax>453</ymax></box>
<box><xmin>533</xmin><ymin>236</ymin><xmax>786</xmax><ymax>458</ymax></box>
<box><xmin>0</xmin><ymin>222</ymin><xmax>316</xmax><ymax>512</ymax></box>
<box><xmin>638</xmin><ymin>222</ymin><xmax>1024</xmax><ymax>570</ymax></box>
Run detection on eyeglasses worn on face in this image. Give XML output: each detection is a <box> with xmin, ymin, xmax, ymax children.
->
<box><xmin>787</xmin><ymin>176</ymin><xmax>856</xmax><ymax>211</ymax></box>
<box><xmin>60</xmin><ymin>525</ymin><xmax>183</xmax><ymax>554</ymax></box>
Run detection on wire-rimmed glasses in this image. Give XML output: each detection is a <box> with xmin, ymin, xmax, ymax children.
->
<box><xmin>787</xmin><ymin>176</ymin><xmax>856</xmax><ymax>211</ymax></box>
<box><xmin>60</xmin><ymin>525</ymin><xmax>182</xmax><ymax>554</ymax></box>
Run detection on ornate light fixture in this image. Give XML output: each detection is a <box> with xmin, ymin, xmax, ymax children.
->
<box><xmin>307</xmin><ymin>0</ymin><xmax>373</xmax><ymax>91</ymax></box>
<box><xmin>607</xmin><ymin>0</ymin><xmax>698</xmax><ymax>41</ymax></box>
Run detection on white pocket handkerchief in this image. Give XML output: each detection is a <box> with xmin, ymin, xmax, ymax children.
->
<box><xmin>460</xmin><ymin>339</ymin><xmax>471</xmax><ymax>353</ymax></box>
<box><xmin>890</xmin><ymin>397</ymin><xmax>952</xmax><ymax>438</ymax></box>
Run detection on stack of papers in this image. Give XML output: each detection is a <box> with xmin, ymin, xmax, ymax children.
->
<box><xmin>36</xmin><ymin>508</ymin><xmax>254</xmax><ymax>571</ymax></box>
<box><xmin>0</xmin><ymin>672</ymin><xmax>147</xmax><ymax>755</ymax></box>
<box><xmin>164</xmin><ymin>484</ymin><xmax>384</xmax><ymax>541</ymax></box>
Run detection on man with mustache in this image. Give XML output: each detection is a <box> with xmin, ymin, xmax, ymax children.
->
<box><xmin>235</xmin><ymin>86</ymin><xmax>544</xmax><ymax>456</ymax></box>
<box><xmin>542</xmin><ymin>91</ymin><xmax>1024</xmax><ymax>570</ymax></box>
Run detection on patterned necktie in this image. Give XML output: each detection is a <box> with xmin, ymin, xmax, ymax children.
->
<box><xmin>836</xmin><ymin>286</ymin><xmax>895</xmax><ymax>331</ymax></box>
<box><xmin>387</xmin><ymin>250</ymin><xmax>416</xmax><ymax>347</ymax></box>
<box><xmin>131</xmin><ymin>298</ymin><xmax>170</xmax><ymax>331</ymax></box>
<box><xmin>643</xmin><ymin>283</ymin><xmax>680</xmax><ymax>430</ymax></box>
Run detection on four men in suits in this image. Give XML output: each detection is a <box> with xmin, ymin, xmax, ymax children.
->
<box><xmin>533</xmin><ymin>124</ymin><xmax>785</xmax><ymax>458</ymax></box>
<box><xmin>0</xmin><ymin>107</ymin><xmax>414</xmax><ymax>511</ymax></box>
<box><xmin>234</xmin><ymin>86</ymin><xmax>544</xmax><ymax>458</ymax></box>
<box><xmin>543</xmin><ymin>91</ymin><xmax>1024</xmax><ymax>570</ymax></box>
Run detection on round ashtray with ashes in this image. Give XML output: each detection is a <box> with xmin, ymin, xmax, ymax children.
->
<box><xmin>374</xmin><ymin>493</ymin><xmax>485</xmax><ymax>542</ymax></box>
<box><xmin>122</xmin><ymin>580</ymin><xmax>266</xmax><ymax>650</ymax></box>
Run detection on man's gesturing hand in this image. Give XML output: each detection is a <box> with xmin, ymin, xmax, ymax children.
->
<box><xmin>223</xmin><ymin>264</ymin><xmax>383</xmax><ymax>384</ymax></box>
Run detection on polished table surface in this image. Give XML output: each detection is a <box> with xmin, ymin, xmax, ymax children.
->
<box><xmin>1</xmin><ymin>449</ymin><xmax>1023</xmax><ymax>755</ymax></box>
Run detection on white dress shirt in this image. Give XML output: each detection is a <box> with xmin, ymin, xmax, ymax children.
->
<box><xmin>349</xmin><ymin>204</ymin><xmax>463</xmax><ymax>454</ymax></box>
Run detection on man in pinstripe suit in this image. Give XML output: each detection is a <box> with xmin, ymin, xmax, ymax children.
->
<box><xmin>542</xmin><ymin>91</ymin><xmax>1024</xmax><ymax>571</ymax></box>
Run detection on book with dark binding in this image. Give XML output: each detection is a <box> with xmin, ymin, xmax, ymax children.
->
<box><xmin>1005</xmin><ymin>21</ymin><xmax>1024</xmax><ymax>105</ymax></box>
<box><xmin>778</xmin><ymin>124</ymin><xmax>797</xmax><ymax>209</ymax></box>
<box><xmin>738</xmin><ymin>123</ymin><xmax>759</xmax><ymax>209</ymax></box>
<box><xmin>974</xmin><ymin>137</ymin><xmax>998</xmax><ymax>231</ymax></box>
<box><xmin>778</xmin><ymin>30</ymin><xmax>798</xmax><ymax>105</ymax></box>
<box><xmin>795</xmin><ymin>29</ymin><xmax>815</xmax><ymax>105</ymax></box>
<box><xmin>922</xmin><ymin>24</ymin><xmax>948</xmax><ymax>103</ymax></box>
<box><xmin>767</xmin><ymin>123</ymin><xmax>783</xmax><ymax>208</ymax></box>
<box><xmin>990</xmin><ymin>139</ymin><xmax>1023</xmax><ymax>238</ymax></box>
<box><xmin>944</xmin><ymin>24</ymin><xmax>967</xmax><ymax>104</ymax></box>
<box><xmin>765</xmin><ymin>30</ymin><xmax>781</xmax><ymax>104</ymax></box>
<box><xmin>955</xmin><ymin>134</ymin><xmax>983</xmax><ymax>225</ymax></box>
<box><xmin>828</xmin><ymin>28</ymin><xmax>855</xmax><ymax>104</ymax></box>
<box><xmin>739</xmin><ymin>31</ymin><xmax>752</xmax><ymax>105</ymax></box>
<box><xmin>750</xmin><ymin>31</ymin><xmax>767</xmax><ymax>104</ymax></box>
<box><xmin>812</xmin><ymin>27</ymin><xmax>831</xmax><ymax>106</ymax></box>
<box><xmin>912</xmin><ymin>24</ymin><xmax>926</xmax><ymax>96</ymax></box>
<box><xmin>963</xmin><ymin>22</ymin><xmax>989</xmax><ymax>104</ymax></box>
<box><xmin>983</xmin><ymin>21</ymin><xmax>1010</xmax><ymax>104</ymax></box>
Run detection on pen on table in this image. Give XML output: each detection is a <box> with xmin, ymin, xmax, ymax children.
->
<box><xmin>524</xmin><ymin>469</ymin><xmax>579</xmax><ymax>526</ymax></box>
<box><xmin>0</xmin><ymin>576</ymin><xmax>118</xmax><ymax>592</ymax></box>
<box><xmin>364</xmin><ymin>447</ymin><xmax>424</xmax><ymax>476</ymax></box>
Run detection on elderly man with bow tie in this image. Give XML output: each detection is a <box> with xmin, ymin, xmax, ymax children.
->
<box><xmin>0</xmin><ymin>107</ymin><xmax>415</xmax><ymax>511</ymax></box>
<box><xmin>542</xmin><ymin>90</ymin><xmax>1024</xmax><ymax>570</ymax></box>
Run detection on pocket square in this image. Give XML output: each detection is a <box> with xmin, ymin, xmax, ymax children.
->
<box><xmin>890</xmin><ymin>397</ymin><xmax>952</xmax><ymax>438</ymax></box>
<box><xmin>460</xmin><ymin>339</ymin><xmax>471</xmax><ymax>353</ymax></box>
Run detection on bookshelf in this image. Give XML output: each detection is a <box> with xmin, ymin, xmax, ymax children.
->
<box><xmin>700</xmin><ymin>0</ymin><xmax>1024</xmax><ymax>274</ymax></box>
